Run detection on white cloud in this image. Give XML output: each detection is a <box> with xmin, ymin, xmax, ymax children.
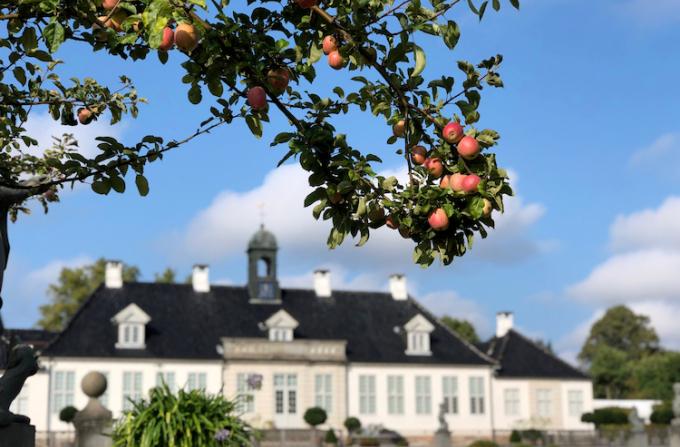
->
<box><xmin>629</xmin><ymin>133</ymin><xmax>680</xmax><ymax>177</ymax></box>
<box><xmin>162</xmin><ymin>164</ymin><xmax>548</xmax><ymax>271</ymax></box>
<box><xmin>610</xmin><ymin>196</ymin><xmax>680</xmax><ymax>252</ymax></box>
<box><xmin>620</xmin><ymin>0</ymin><xmax>680</xmax><ymax>26</ymax></box>
<box><xmin>555</xmin><ymin>310</ymin><xmax>605</xmax><ymax>366</ymax></box>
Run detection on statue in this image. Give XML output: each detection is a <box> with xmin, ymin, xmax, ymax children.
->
<box><xmin>432</xmin><ymin>401</ymin><xmax>452</xmax><ymax>447</ymax></box>
<box><xmin>438</xmin><ymin>401</ymin><xmax>449</xmax><ymax>432</ymax></box>
<box><xmin>628</xmin><ymin>407</ymin><xmax>644</xmax><ymax>433</ymax></box>
<box><xmin>0</xmin><ymin>182</ymin><xmax>47</xmax><ymax>427</ymax></box>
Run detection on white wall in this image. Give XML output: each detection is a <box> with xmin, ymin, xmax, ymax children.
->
<box><xmin>42</xmin><ymin>357</ymin><xmax>222</xmax><ymax>432</ymax></box>
<box><xmin>348</xmin><ymin>364</ymin><xmax>494</xmax><ymax>437</ymax></box>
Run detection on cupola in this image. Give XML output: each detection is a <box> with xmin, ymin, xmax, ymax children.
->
<box><xmin>247</xmin><ymin>225</ymin><xmax>280</xmax><ymax>303</ymax></box>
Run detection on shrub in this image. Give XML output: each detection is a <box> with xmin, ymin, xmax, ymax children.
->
<box><xmin>650</xmin><ymin>402</ymin><xmax>673</xmax><ymax>425</ymax></box>
<box><xmin>325</xmin><ymin>429</ymin><xmax>338</xmax><ymax>444</ymax></box>
<box><xmin>582</xmin><ymin>407</ymin><xmax>629</xmax><ymax>428</ymax></box>
<box><xmin>344</xmin><ymin>417</ymin><xmax>362</xmax><ymax>433</ymax></box>
<box><xmin>59</xmin><ymin>406</ymin><xmax>78</xmax><ymax>423</ymax></box>
<box><xmin>112</xmin><ymin>383</ymin><xmax>251</xmax><ymax>447</ymax></box>
<box><xmin>396</xmin><ymin>439</ymin><xmax>410</xmax><ymax>447</ymax></box>
<box><xmin>468</xmin><ymin>440</ymin><xmax>498</xmax><ymax>447</ymax></box>
<box><xmin>510</xmin><ymin>430</ymin><xmax>522</xmax><ymax>443</ymax></box>
<box><xmin>520</xmin><ymin>429</ymin><xmax>545</xmax><ymax>444</ymax></box>
<box><xmin>304</xmin><ymin>407</ymin><xmax>328</xmax><ymax>428</ymax></box>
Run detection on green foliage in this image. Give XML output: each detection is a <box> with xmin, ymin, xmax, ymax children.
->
<box><xmin>509</xmin><ymin>430</ymin><xmax>521</xmax><ymax>443</ymax></box>
<box><xmin>304</xmin><ymin>406</ymin><xmax>328</xmax><ymax>427</ymax></box>
<box><xmin>629</xmin><ymin>351</ymin><xmax>680</xmax><ymax>401</ymax></box>
<box><xmin>344</xmin><ymin>416</ymin><xmax>361</xmax><ymax>433</ymax></box>
<box><xmin>580</xmin><ymin>407</ymin><xmax>629</xmax><ymax>428</ymax></box>
<box><xmin>324</xmin><ymin>429</ymin><xmax>338</xmax><ymax>444</ymax></box>
<box><xmin>0</xmin><ymin>0</ymin><xmax>521</xmax><ymax>267</ymax></box>
<box><xmin>440</xmin><ymin>316</ymin><xmax>479</xmax><ymax>344</ymax></box>
<box><xmin>468</xmin><ymin>440</ymin><xmax>498</xmax><ymax>447</ymax></box>
<box><xmin>112</xmin><ymin>383</ymin><xmax>251</xmax><ymax>447</ymax></box>
<box><xmin>650</xmin><ymin>401</ymin><xmax>673</xmax><ymax>425</ymax></box>
<box><xmin>59</xmin><ymin>405</ymin><xmax>78</xmax><ymax>423</ymax></box>
<box><xmin>37</xmin><ymin>258</ymin><xmax>140</xmax><ymax>331</ymax></box>
<box><xmin>154</xmin><ymin>267</ymin><xmax>177</xmax><ymax>284</ymax></box>
<box><xmin>519</xmin><ymin>430</ymin><xmax>545</xmax><ymax>444</ymax></box>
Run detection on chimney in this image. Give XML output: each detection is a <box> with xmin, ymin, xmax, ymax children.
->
<box><xmin>389</xmin><ymin>274</ymin><xmax>408</xmax><ymax>300</ymax></box>
<box><xmin>496</xmin><ymin>311</ymin><xmax>514</xmax><ymax>338</ymax></box>
<box><xmin>192</xmin><ymin>264</ymin><xmax>210</xmax><ymax>293</ymax></box>
<box><xmin>314</xmin><ymin>269</ymin><xmax>331</xmax><ymax>298</ymax></box>
<box><xmin>105</xmin><ymin>261</ymin><xmax>123</xmax><ymax>289</ymax></box>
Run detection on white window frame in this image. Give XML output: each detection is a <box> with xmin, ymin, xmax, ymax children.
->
<box><xmin>387</xmin><ymin>375</ymin><xmax>404</xmax><ymax>415</ymax></box>
<box><xmin>11</xmin><ymin>381</ymin><xmax>29</xmax><ymax>415</ymax></box>
<box><xmin>112</xmin><ymin>303</ymin><xmax>150</xmax><ymax>349</ymax></box>
<box><xmin>404</xmin><ymin>314</ymin><xmax>434</xmax><ymax>356</ymax></box>
<box><xmin>358</xmin><ymin>375</ymin><xmax>376</xmax><ymax>415</ymax></box>
<box><xmin>415</xmin><ymin>376</ymin><xmax>431</xmax><ymax>415</ymax></box>
<box><xmin>568</xmin><ymin>390</ymin><xmax>584</xmax><ymax>417</ymax></box>
<box><xmin>156</xmin><ymin>371</ymin><xmax>176</xmax><ymax>391</ymax></box>
<box><xmin>442</xmin><ymin>376</ymin><xmax>458</xmax><ymax>414</ymax></box>
<box><xmin>237</xmin><ymin>373</ymin><xmax>256</xmax><ymax>413</ymax></box>
<box><xmin>269</xmin><ymin>328</ymin><xmax>293</xmax><ymax>342</ymax></box>
<box><xmin>98</xmin><ymin>372</ymin><xmax>110</xmax><ymax>408</ymax></box>
<box><xmin>52</xmin><ymin>371</ymin><xmax>75</xmax><ymax>414</ymax></box>
<box><xmin>273</xmin><ymin>373</ymin><xmax>297</xmax><ymax>415</ymax></box>
<box><xmin>504</xmin><ymin>388</ymin><xmax>520</xmax><ymax>416</ymax></box>
<box><xmin>469</xmin><ymin>377</ymin><xmax>485</xmax><ymax>415</ymax></box>
<box><xmin>536</xmin><ymin>389</ymin><xmax>552</xmax><ymax>417</ymax></box>
<box><xmin>122</xmin><ymin>371</ymin><xmax>143</xmax><ymax>411</ymax></box>
<box><xmin>314</xmin><ymin>374</ymin><xmax>332</xmax><ymax>413</ymax></box>
<box><xmin>187</xmin><ymin>372</ymin><xmax>207</xmax><ymax>391</ymax></box>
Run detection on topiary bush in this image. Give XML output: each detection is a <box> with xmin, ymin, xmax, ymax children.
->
<box><xmin>344</xmin><ymin>416</ymin><xmax>362</xmax><ymax>433</ymax></box>
<box><xmin>59</xmin><ymin>406</ymin><xmax>78</xmax><ymax>424</ymax></box>
<box><xmin>650</xmin><ymin>402</ymin><xmax>673</xmax><ymax>425</ymax></box>
<box><xmin>304</xmin><ymin>407</ymin><xmax>328</xmax><ymax>428</ymax></box>
<box><xmin>112</xmin><ymin>383</ymin><xmax>252</xmax><ymax>447</ymax></box>
<box><xmin>582</xmin><ymin>407</ymin><xmax>630</xmax><ymax>428</ymax></box>
<box><xmin>510</xmin><ymin>430</ymin><xmax>522</xmax><ymax>443</ymax></box>
<box><xmin>468</xmin><ymin>440</ymin><xmax>498</xmax><ymax>447</ymax></box>
<box><xmin>325</xmin><ymin>429</ymin><xmax>339</xmax><ymax>445</ymax></box>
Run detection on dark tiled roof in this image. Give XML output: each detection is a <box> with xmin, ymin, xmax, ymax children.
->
<box><xmin>43</xmin><ymin>282</ymin><xmax>492</xmax><ymax>366</ymax></box>
<box><xmin>0</xmin><ymin>328</ymin><xmax>57</xmax><ymax>369</ymax></box>
<box><xmin>479</xmin><ymin>329</ymin><xmax>588</xmax><ymax>379</ymax></box>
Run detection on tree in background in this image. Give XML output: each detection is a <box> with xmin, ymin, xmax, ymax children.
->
<box><xmin>440</xmin><ymin>316</ymin><xmax>480</xmax><ymax>344</ymax></box>
<box><xmin>154</xmin><ymin>267</ymin><xmax>177</xmax><ymax>284</ymax></box>
<box><xmin>589</xmin><ymin>345</ymin><xmax>631</xmax><ymax>399</ymax></box>
<box><xmin>579</xmin><ymin>305</ymin><xmax>659</xmax><ymax>365</ymax></box>
<box><xmin>628</xmin><ymin>351</ymin><xmax>680</xmax><ymax>401</ymax></box>
<box><xmin>37</xmin><ymin>258</ymin><xmax>140</xmax><ymax>331</ymax></box>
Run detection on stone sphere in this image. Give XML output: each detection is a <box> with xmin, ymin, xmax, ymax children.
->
<box><xmin>81</xmin><ymin>371</ymin><xmax>107</xmax><ymax>398</ymax></box>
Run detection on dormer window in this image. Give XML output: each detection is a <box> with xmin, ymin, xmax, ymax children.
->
<box><xmin>404</xmin><ymin>314</ymin><xmax>435</xmax><ymax>356</ymax></box>
<box><xmin>112</xmin><ymin>303</ymin><xmax>151</xmax><ymax>349</ymax></box>
<box><xmin>265</xmin><ymin>310</ymin><xmax>298</xmax><ymax>342</ymax></box>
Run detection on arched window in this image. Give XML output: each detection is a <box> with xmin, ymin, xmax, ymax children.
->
<box><xmin>257</xmin><ymin>258</ymin><xmax>271</xmax><ymax>277</ymax></box>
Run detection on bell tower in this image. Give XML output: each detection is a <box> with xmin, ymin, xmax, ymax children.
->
<box><xmin>247</xmin><ymin>225</ymin><xmax>280</xmax><ymax>303</ymax></box>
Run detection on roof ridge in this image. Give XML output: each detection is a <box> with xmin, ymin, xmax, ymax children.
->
<box><xmin>508</xmin><ymin>329</ymin><xmax>588</xmax><ymax>378</ymax></box>
<box><xmin>408</xmin><ymin>297</ymin><xmax>497</xmax><ymax>366</ymax></box>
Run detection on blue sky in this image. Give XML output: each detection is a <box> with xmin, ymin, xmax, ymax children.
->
<box><xmin>4</xmin><ymin>0</ymin><xmax>680</xmax><ymax>363</ymax></box>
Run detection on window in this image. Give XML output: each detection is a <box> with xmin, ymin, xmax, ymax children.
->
<box><xmin>442</xmin><ymin>376</ymin><xmax>458</xmax><ymax>414</ymax></box>
<box><xmin>274</xmin><ymin>374</ymin><xmax>297</xmax><ymax>415</ymax></box>
<box><xmin>504</xmin><ymin>388</ymin><xmax>520</xmax><ymax>416</ymax></box>
<box><xmin>237</xmin><ymin>373</ymin><xmax>256</xmax><ymax>413</ymax></box>
<box><xmin>112</xmin><ymin>303</ymin><xmax>150</xmax><ymax>349</ymax></box>
<box><xmin>404</xmin><ymin>314</ymin><xmax>434</xmax><ymax>356</ymax></box>
<box><xmin>98</xmin><ymin>372</ymin><xmax>110</xmax><ymax>408</ymax></box>
<box><xmin>11</xmin><ymin>382</ymin><xmax>29</xmax><ymax>415</ymax></box>
<box><xmin>358</xmin><ymin>375</ymin><xmax>376</xmax><ymax>415</ymax></box>
<box><xmin>269</xmin><ymin>328</ymin><xmax>293</xmax><ymax>342</ymax></box>
<box><xmin>156</xmin><ymin>371</ymin><xmax>176</xmax><ymax>391</ymax></box>
<box><xmin>536</xmin><ymin>389</ymin><xmax>552</xmax><ymax>417</ymax></box>
<box><xmin>265</xmin><ymin>310</ymin><xmax>298</xmax><ymax>342</ymax></box>
<box><xmin>387</xmin><ymin>375</ymin><xmax>404</xmax><ymax>415</ymax></box>
<box><xmin>469</xmin><ymin>377</ymin><xmax>485</xmax><ymax>415</ymax></box>
<box><xmin>52</xmin><ymin>371</ymin><xmax>75</xmax><ymax>414</ymax></box>
<box><xmin>315</xmin><ymin>374</ymin><xmax>332</xmax><ymax>413</ymax></box>
<box><xmin>415</xmin><ymin>376</ymin><xmax>431</xmax><ymax>414</ymax></box>
<box><xmin>568</xmin><ymin>390</ymin><xmax>583</xmax><ymax>417</ymax></box>
<box><xmin>187</xmin><ymin>372</ymin><xmax>207</xmax><ymax>391</ymax></box>
<box><xmin>122</xmin><ymin>372</ymin><xmax>143</xmax><ymax>411</ymax></box>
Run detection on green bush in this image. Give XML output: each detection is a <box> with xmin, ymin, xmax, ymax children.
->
<box><xmin>650</xmin><ymin>402</ymin><xmax>673</xmax><ymax>425</ymax></box>
<box><xmin>468</xmin><ymin>440</ymin><xmax>498</xmax><ymax>447</ymax></box>
<box><xmin>59</xmin><ymin>406</ymin><xmax>78</xmax><ymax>423</ymax></box>
<box><xmin>510</xmin><ymin>430</ymin><xmax>522</xmax><ymax>443</ymax></box>
<box><xmin>112</xmin><ymin>383</ymin><xmax>251</xmax><ymax>447</ymax></box>
<box><xmin>581</xmin><ymin>407</ymin><xmax>629</xmax><ymax>428</ymax></box>
<box><xmin>520</xmin><ymin>429</ymin><xmax>545</xmax><ymax>444</ymax></box>
<box><xmin>325</xmin><ymin>429</ymin><xmax>338</xmax><ymax>444</ymax></box>
<box><xmin>396</xmin><ymin>439</ymin><xmax>409</xmax><ymax>447</ymax></box>
<box><xmin>344</xmin><ymin>417</ymin><xmax>362</xmax><ymax>433</ymax></box>
<box><xmin>304</xmin><ymin>407</ymin><xmax>328</xmax><ymax>427</ymax></box>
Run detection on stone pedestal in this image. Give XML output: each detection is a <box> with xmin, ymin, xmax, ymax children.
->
<box><xmin>0</xmin><ymin>423</ymin><xmax>35</xmax><ymax>447</ymax></box>
<box><xmin>432</xmin><ymin>429</ymin><xmax>452</xmax><ymax>447</ymax></box>
<box><xmin>625</xmin><ymin>429</ymin><xmax>646</xmax><ymax>447</ymax></box>
<box><xmin>670</xmin><ymin>419</ymin><xmax>680</xmax><ymax>447</ymax></box>
<box><xmin>73</xmin><ymin>372</ymin><xmax>112</xmax><ymax>447</ymax></box>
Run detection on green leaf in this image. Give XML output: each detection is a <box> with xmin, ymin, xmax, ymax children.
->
<box><xmin>188</xmin><ymin>84</ymin><xmax>202</xmax><ymax>104</ymax></box>
<box><xmin>12</xmin><ymin>67</ymin><xmax>25</xmax><ymax>85</ymax></box>
<box><xmin>135</xmin><ymin>175</ymin><xmax>149</xmax><ymax>196</ymax></box>
<box><xmin>411</xmin><ymin>45</ymin><xmax>426</xmax><ymax>78</ymax></box>
<box><xmin>110</xmin><ymin>176</ymin><xmax>126</xmax><ymax>193</ymax></box>
<box><xmin>308</xmin><ymin>43</ymin><xmax>322</xmax><ymax>65</ymax></box>
<box><xmin>91</xmin><ymin>180</ymin><xmax>111</xmax><ymax>195</ymax></box>
<box><xmin>245</xmin><ymin>115</ymin><xmax>263</xmax><ymax>138</ymax></box>
<box><xmin>509</xmin><ymin>0</ymin><xmax>520</xmax><ymax>9</ymax></box>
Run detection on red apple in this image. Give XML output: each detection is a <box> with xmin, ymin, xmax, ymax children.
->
<box><xmin>410</xmin><ymin>146</ymin><xmax>427</xmax><ymax>165</ymax></box>
<box><xmin>482</xmin><ymin>198</ymin><xmax>493</xmax><ymax>217</ymax></box>
<box><xmin>450</xmin><ymin>173</ymin><xmax>466</xmax><ymax>192</ymax></box>
<box><xmin>174</xmin><ymin>22</ymin><xmax>198</xmax><ymax>52</ymax></box>
<box><xmin>442</xmin><ymin>121</ymin><xmax>464</xmax><ymax>144</ymax></box>
<box><xmin>386</xmin><ymin>216</ymin><xmax>398</xmax><ymax>229</ymax></box>
<box><xmin>329</xmin><ymin>192</ymin><xmax>343</xmax><ymax>204</ymax></box>
<box><xmin>462</xmin><ymin>174</ymin><xmax>481</xmax><ymax>193</ymax></box>
<box><xmin>328</xmin><ymin>51</ymin><xmax>345</xmax><ymax>70</ymax></box>
<box><xmin>440</xmin><ymin>175</ymin><xmax>451</xmax><ymax>189</ymax></box>
<box><xmin>78</xmin><ymin>108</ymin><xmax>93</xmax><ymax>125</ymax></box>
<box><xmin>247</xmin><ymin>86</ymin><xmax>267</xmax><ymax>111</ymax></box>
<box><xmin>428</xmin><ymin>208</ymin><xmax>449</xmax><ymax>231</ymax></box>
<box><xmin>457</xmin><ymin>135</ymin><xmax>480</xmax><ymax>160</ymax></box>
<box><xmin>323</xmin><ymin>36</ymin><xmax>338</xmax><ymax>55</ymax></box>
<box><xmin>296</xmin><ymin>0</ymin><xmax>317</xmax><ymax>7</ymax></box>
<box><xmin>158</xmin><ymin>27</ymin><xmax>174</xmax><ymax>51</ymax></box>
<box><xmin>267</xmin><ymin>68</ymin><xmax>290</xmax><ymax>95</ymax></box>
<box><xmin>392</xmin><ymin>119</ymin><xmax>406</xmax><ymax>138</ymax></box>
<box><xmin>424</xmin><ymin>158</ymin><xmax>444</xmax><ymax>178</ymax></box>
<box><xmin>102</xmin><ymin>0</ymin><xmax>118</xmax><ymax>9</ymax></box>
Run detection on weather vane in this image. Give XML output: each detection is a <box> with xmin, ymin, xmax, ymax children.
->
<box><xmin>257</xmin><ymin>202</ymin><xmax>266</xmax><ymax>228</ymax></box>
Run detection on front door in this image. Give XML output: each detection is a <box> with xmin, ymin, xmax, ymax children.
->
<box><xmin>274</xmin><ymin>373</ymin><xmax>298</xmax><ymax>427</ymax></box>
